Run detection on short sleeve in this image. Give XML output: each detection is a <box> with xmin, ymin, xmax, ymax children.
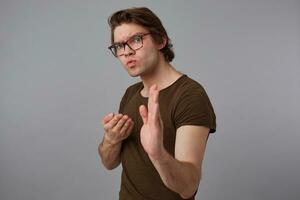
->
<box><xmin>173</xmin><ymin>87</ymin><xmax>216</xmax><ymax>133</ymax></box>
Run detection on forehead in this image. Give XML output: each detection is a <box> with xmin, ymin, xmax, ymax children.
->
<box><xmin>113</xmin><ymin>23</ymin><xmax>148</xmax><ymax>43</ymax></box>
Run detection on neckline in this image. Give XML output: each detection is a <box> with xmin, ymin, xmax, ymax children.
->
<box><xmin>138</xmin><ymin>74</ymin><xmax>187</xmax><ymax>99</ymax></box>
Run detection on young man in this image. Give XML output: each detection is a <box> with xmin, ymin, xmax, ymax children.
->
<box><xmin>98</xmin><ymin>7</ymin><xmax>216</xmax><ymax>200</ymax></box>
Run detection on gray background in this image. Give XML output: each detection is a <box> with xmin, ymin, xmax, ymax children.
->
<box><xmin>1</xmin><ymin>0</ymin><xmax>299</xmax><ymax>199</ymax></box>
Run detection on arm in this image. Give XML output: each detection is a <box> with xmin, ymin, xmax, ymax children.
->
<box><xmin>139</xmin><ymin>85</ymin><xmax>209</xmax><ymax>198</ymax></box>
<box><xmin>98</xmin><ymin>113</ymin><xmax>134</xmax><ymax>170</ymax></box>
<box><xmin>98</xmin><ymin>135</ymin><xmax>122</xmax><ymax>170</ymax></box>
<box><xmin>150</xmin><ymin>126</ymin><xmax>209</xmax><ymax>199</ymax></box>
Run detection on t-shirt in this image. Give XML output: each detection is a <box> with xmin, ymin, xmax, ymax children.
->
<box><xmin>118</xmin><ymin>74</ymin><xmax>216</xmax><ymax>200</ymax></box>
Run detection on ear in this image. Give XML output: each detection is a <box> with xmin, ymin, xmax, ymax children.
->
<box><xmin>157</xmin><ymin>36</ymin><xmax>168</xmax><ymax>50</ymax></box>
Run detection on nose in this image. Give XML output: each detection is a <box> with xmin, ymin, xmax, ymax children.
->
<box><xmin>124</xmin><ymin>44</ymin><xmax>135</xmax><ymax>56</ymax></box>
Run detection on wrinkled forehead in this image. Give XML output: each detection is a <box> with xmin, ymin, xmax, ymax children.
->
<box><xmin>113</xmin><ymin>23</ymin><xmax>149</xmax><ymax>43</ymax></box>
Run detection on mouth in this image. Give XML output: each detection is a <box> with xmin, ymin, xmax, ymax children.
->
<box><xmin>126</xmin><ymin>60</ymin><xmax>137</xmax><ymax>67</ymax></box>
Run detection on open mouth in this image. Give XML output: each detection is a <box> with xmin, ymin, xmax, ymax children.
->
<box><xmin>127</xmin><ymin>60</ymin><xmax>136</xmax><ymax>67</ymax></box>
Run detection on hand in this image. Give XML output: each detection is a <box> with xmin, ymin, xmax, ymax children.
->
<box><xmin>102</xmin><ymin>113</ymin><xmax>134</xmax><ymax>145</ymax></box>
<box><xmin>139</xmin><ymin>84</ymin><xmax>164</xmax><ymax>159</ymax></box>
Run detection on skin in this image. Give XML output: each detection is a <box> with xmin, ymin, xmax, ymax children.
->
<box><xmin>98</xmin><ymin>23</ymin><xmax>210</xmax><ymax>199</ymax></box>
<box><xmin>99</xmin><ymin>113</ymin><xmax>134</xmax><ymax>170</ymax></box>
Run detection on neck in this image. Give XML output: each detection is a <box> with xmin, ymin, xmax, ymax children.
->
<box><xmin>140</xmin><ymin>58</ymin><xmax>182</xmax><ymax>97</ymax></box>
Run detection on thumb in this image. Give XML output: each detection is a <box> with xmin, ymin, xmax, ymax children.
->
<box><xmin>139</xmin><ymin>105</ymin><xmax>148</xmax><ymax>124</ymax></box>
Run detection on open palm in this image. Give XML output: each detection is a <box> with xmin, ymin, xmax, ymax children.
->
<box><xmin>139</xmin><ymin>85</ymin><xmax>164</xmax><ymax>159</ymax></box>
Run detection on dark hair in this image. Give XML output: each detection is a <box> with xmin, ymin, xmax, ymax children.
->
<box><xmin>108</xmin><ymin>7</ymin><xmax>175</xmax><ymax>62</ymax></box>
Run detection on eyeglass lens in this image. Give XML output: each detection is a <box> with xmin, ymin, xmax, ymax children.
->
<box><xmin>111</xmin><ymin>34</ymin><xmax>145</xmax><ymax>57</ymax></box>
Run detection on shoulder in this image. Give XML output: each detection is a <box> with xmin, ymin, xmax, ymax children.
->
<box><xmin>171</xmin><ymin>75</ymin><xmax>217</xmax><ymax>133</ymax></box>
<box><xmin>173</xmin><ymin>75</ymin><xmax>208</xmax><ymax>98</ymax></box>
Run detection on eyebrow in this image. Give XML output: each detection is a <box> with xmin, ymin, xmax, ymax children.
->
<box><xmin>113</xmin><ymin>32</ymin><xmax>144</xmax><ymax>44</ymax></box>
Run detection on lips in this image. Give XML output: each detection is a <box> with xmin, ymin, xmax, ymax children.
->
<box><xmin>126</xmin><ymin>60</ymin><xmax>137</xmax><ymax>67</ymax></box>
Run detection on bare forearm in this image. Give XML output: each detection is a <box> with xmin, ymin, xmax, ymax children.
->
<box><xmin>149</xmin><ymin>149</ymin><xmax>201</xmax><ymax>199</ymax></box>
<box><xmin>98</xmin><ymin>136</ymin><xmax>122</xmax><ymax>170</ymax></box>
<box><xmin>99</xmin><ymin>113</ymin><xmax>134</xmax><ymax>170</ymax></box>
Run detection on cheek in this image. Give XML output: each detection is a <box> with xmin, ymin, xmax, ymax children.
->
<box><xmin>118</xmin><ymin>57</ymin><xmax>127</xmax><ymax>66</ymax></box>
<box><xmin>139</xmin><ymin>44</ymin><xmax>158</xmax><ymax>59</ymax></box>
<box><xmin>144</xmin><ymin>53</ymin><xmax>156</xmax><ymax>65</ymax></box>
<box><xmin>142</xmin><ymin>48</ymin><xmax>159</xmax><ymax>65</ymax></box>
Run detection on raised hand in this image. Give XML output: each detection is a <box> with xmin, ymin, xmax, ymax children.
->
<box><xmin>139</xmin><ymin>84</ymin><xmax>164</xmax><ymax>159</ymax></box>
<box><xmin>102</xmin><ymin>113</ymin><xmax>134</xmax><ymax>145</ymax></box>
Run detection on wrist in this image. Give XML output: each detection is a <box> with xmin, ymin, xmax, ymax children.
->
<box><xmin>148</xmin><ymin>145</ymin><xmax>168</xmax><ymax>163</ymax></box>
<box><xmin>103</xmin><ymin>134</ymin><xmax>122</xmax><ymax>146</ymax></box>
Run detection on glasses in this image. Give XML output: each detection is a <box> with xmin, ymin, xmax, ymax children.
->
<box><xmin>108</xmin><ymin>33</ymin><xmax>151</xmax><ymax>57</ymax></box>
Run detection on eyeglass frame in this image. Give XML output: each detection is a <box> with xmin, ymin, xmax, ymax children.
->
<box><xmin>108</xmin><ymin>32</ymin><xmax>152</xmax><ymax>57</ymax></box>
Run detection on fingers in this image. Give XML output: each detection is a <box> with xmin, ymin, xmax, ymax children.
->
<box><xmin>150</xmin><ymin>84</ymin><xmax>159</xmax><ymax>103</ymax></box>
<box><xmin>148</xmin><ymin>84</ymin><xmax>160</xmax><ymax>121</ymax></box>
<box><xmin>139</xmin><ymin>105</ymin><xmax>148</xmax><ymax>124</ymax></box>
<box><xmin>120</xmin><ymin>118</ymin><xmax>134</xmax><ymax>135</ymax></box>
<box><xmin>102</xmin><ymin>113</ymin><xmax>114</xmax><ymax>125</ymax></box>
<box><xmin>112</xmin><ymin>115</ymin><xmax>128</xmax><ymax>132</ymax></box>
<box><xmin>104</xmin><ymin>114</ymin><xmax>133</xmax><ymax>133</ymax></box>
<box><xmin>103</xmin><ymin>114</ymin><xmax>123</xmax><ymax>131</ymax></box>
<box><xmin>125</xmin><ymin>120</ymin><xmax>134</xmax><ymax>135</ymax></box>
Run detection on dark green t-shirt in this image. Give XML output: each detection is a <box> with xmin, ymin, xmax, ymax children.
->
<box><xmin>118</xmin><ymin>75</ymin><xmax>216</xmax><ymax>200</ymax></box>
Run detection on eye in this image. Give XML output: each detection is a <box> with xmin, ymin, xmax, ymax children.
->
<box><xmin>114</xmin><ymin>43</ymin><xmax>124</xmax><ymax>50</ymax></box>
<box><xmin>131</xmin><ymin>35</ymin><xmax>142</xmax><ymax>43</ymax></box>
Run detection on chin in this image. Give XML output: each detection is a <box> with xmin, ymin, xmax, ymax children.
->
<box><xmin>126</xmin><ymin>67</ymin><xmax>144</xmax><ymax>77</ymax></box>
<box><xmin>127</xmin><ymin>71</ymin><xmax>141</xmax><ymax>77</ymax></box>
<box><xmin>129</xmin><ymin>74</ymin><xmax>140</xmax><ymax>78</ymax></box>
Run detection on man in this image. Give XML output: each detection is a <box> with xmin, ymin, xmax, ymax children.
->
<box><xmin>98</xmin><ymin>7</ymin><xmax>216</xmax><ymax>200</ymax></box>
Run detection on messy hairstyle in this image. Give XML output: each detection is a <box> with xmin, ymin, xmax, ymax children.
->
<box><xmin>108</xmin><ymin>7</ymin><xmax>175</xmax><ymax>62</ymax></box>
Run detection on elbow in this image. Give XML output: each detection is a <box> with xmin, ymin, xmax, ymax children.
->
<box><xmin>103</xmin><ymin>161</ymin><xmax>120</xmax><ymax>170</ymax></box>
<box><xmin>179</xmin><ymin>188</ymin><xmax>197</xmax><ymax>199</ymax></box>
<box><xmin>104</xmin><ymin>164</ymin><xmax>117</xmax><ymax>170</ymax></box>
<box><xmin>179</xmin><ymin>174</ymin><xmax>201</xmax><ymax>199</ymax></box>
<box><xmin>101</xmin><ymin>159</ymin><xmax>120</xmax><ymax>170</ymax></box>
